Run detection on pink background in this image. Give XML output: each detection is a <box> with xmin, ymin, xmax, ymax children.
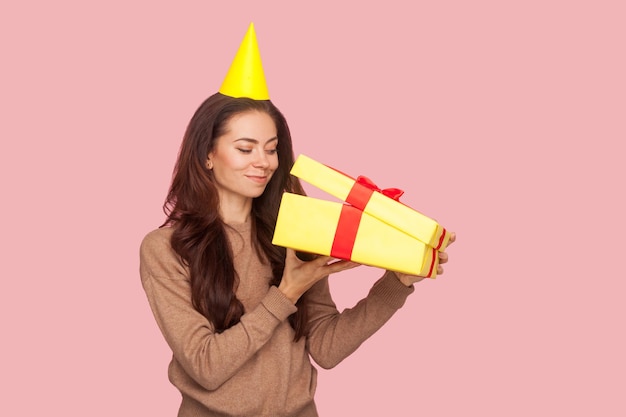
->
<box><xmin>1</xmin><ymin>1</ymin><xmax>624</xmax><ymax>415</ymax></box>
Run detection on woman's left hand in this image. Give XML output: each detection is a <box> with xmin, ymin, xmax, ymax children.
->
<box><xmin>392</xmin><ymin>232</ymin><xmax>456</xmax><ymax>286</ymax></box>
<box><xmin>278</xmin><ymin>248</ymin><xmax>361</xmax><ymax>304</ymax></box>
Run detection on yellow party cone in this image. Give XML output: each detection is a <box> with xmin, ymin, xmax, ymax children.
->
<box><xmin>219</xmin><ymin>22</ymin><xmax>270</xmax><ymax>100</ymax></box>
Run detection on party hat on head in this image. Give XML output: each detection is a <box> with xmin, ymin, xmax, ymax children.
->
<box><xmin>219</xmin><ymin>23</ymin><xmax>270</xmax><ymax>100</ymax></box>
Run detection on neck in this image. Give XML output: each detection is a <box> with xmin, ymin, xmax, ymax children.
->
<box><xmin>218</xmin><ymin>196</ymin><xmax>253</xmax><ymax>224</ymax></box>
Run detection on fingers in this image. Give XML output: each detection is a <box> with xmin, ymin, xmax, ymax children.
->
<box><xmin>438</xmin><ymin>251</ymin><xmax>448</xmax><ymax>264</ymax></box>
<box><xmin>287</xmin><ymin>248</ymin><xmax>329</xmax><ymax>265</ymax></box>
<box><xmin>324</xmin><ymin>259</ymin><xmax>361</xmax><ymax>275</ymax></box>
<box><xmin>437</xmin><ymin>255</ymin><xmax>447</xmax><ymax>275</ymax></box>
<box><xmin>286</xmin><ymin>248</ymin><xmax>357</xmax><ymax>275</ymax></box>
<box><xmin>314</xmin><ymin>255</ymin><xmax>334</xmax><ymax>266</ymax></box>
<box><xmin>289</xmin><ymin>248</ymin><xmax>355</xmax><ymax>269</ymax></box>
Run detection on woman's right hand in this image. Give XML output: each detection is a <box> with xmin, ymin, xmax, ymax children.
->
<box><xmin>393</xmin><ymin>232</ymin><xmax>456</xmax><ymax>286</ymax></box>
<box><xmin>278</xmin><ymin>248</ymin><xmax>360</xmax><ymax>304</ymax></box>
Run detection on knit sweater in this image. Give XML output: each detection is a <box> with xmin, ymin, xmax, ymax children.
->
<box><xmin>139</xmin><ymin>219</ymin><xmax>414</xmax><ymax>416</ymax></box>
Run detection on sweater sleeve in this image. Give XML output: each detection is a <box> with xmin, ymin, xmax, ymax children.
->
<box><xmin>139</xmin><ymin>229</ymin><xmax>297</xmax><ymax>391</ymax></box>
<box><xmin>305</xmin><ymin>270</ymin><xmax>415</xmax><ymax>369</ymax></box>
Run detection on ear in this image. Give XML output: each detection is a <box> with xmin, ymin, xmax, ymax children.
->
<box><xmin>206</xmin><ymin>152</ymin><xmax>213</xmax><ymax>170</ymax></box>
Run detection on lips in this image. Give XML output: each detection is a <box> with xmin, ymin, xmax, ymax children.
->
<box><xmin>246</xmin><ymin>174</ymin><xmax>269</xmax><ymax>184</ymax></box>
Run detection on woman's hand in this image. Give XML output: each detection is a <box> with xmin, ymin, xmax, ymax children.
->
<box><xmin>393</xmin><ymin>232</ymin><xmax>456</xmax><ymax>286</ymax></box>
<box><xmin>278</xmin><ymin>248</ymin><xmax>361</xmax><ymax>304</ymax></box>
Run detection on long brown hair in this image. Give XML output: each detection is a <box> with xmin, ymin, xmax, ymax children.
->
<box><xmin>162</xmin><ymin>93</ymin><xmax>308</xmax><ymax>340</ymax></box>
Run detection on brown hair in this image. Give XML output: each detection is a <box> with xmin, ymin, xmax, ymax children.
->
<box><xmin>162</xmin><ymin>93</ymin><xmax>308</xmax><ymax>340</ymax></box>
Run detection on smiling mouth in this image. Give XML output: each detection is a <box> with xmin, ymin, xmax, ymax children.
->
<box><xmin>246</xmin><ymin>175</ymin><xmax>268</xmax><ymax>183</ymax></box>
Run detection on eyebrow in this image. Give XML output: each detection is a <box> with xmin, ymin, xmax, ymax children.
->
<box><xmin>234</xmin><ymin>137</ymin><xmax>278</xmax><ymax>145</ymax></box>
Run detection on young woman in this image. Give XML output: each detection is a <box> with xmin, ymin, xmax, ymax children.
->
<box><xmin>140</xmin><ymin>92</ymin><xmax>454</xmax><ymax>416</ymax></box>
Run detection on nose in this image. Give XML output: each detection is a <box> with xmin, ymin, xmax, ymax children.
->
<box><xmin>253</xmin><ymin>150</ymin><xmax>270</xmax><ymax>169</ymax></box>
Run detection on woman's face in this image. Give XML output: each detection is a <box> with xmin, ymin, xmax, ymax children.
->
<box><xmin>208</xmin><ymin>110</ymin><xmax>279</xmax><ymax>206</ymax></box>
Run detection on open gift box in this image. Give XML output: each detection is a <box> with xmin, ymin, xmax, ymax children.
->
<box><xmin>271</xmin><ymin>155</ymin><xmax>449</xmax><ymax>278</ymax></box>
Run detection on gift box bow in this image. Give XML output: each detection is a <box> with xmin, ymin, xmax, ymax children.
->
<box><xmin>346</xmin><ymin>175</ymin><xmax>404</xmax><ymax>207</ymax></box>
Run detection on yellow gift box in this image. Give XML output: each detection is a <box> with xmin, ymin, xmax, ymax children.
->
<box><xmin>273</xmin><ymin>193</ymin><xmax>439</xmax><ymax>277</ymax></box>
<box><xmin>290</xmin><ymin>154</ymin><xmax>450</xmax><ymax>250</ymax></box>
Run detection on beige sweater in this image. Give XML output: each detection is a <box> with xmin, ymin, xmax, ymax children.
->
<box><xmin>140</xmin><ymin>219</ymin><xmax>414</xmax><ymax>416</ymax></box>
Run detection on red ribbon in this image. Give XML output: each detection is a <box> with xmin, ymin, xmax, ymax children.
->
<box><xmin>345</xmin><ymin>176</ymin><xmax>404</xmax><ymax>210</ymax></box>
<box><xmin>434</xmin><ymin>228</ymin><xmax>447</xmax><ymax>251</ymax></box>
<box><xmin>330</xmin><ymin>204</ymin><xmax>363</xmax><ymax>260</ymax></box>
<box><xmin>330</xmin><ymin>175</ymin><xmax>404</xmax><ymax>260</ymax></box>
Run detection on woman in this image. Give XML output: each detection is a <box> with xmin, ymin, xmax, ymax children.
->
<box><xmin>140</xmin><ymin>92</ymin><xmax>454</xmax><ymax>416</ymax></box>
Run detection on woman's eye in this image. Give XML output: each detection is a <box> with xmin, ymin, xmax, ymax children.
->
<box><xmin>237</xmin><ymin>148</ymin><xmax>252</xmax><ymax>154</ymax></box>
<box><xmin>266</xmin><ymin>149</ymin><xmax>278</xmax><ymax>155</ymax></box>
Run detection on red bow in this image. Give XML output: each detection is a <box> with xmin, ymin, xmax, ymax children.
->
<box><xmin>355</xmin><ymin>176</ymin><xmax>404</xmax><ymax>201</ymax></box>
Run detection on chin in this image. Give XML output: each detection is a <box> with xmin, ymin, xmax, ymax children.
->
<box><xmin>247</xmin><ymin>187</ymin><xmax>268</xmax><ymax>199</ymax></box>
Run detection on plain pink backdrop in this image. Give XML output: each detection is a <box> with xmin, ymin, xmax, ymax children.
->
<box><xmin>1</xmin><ymin>1</ymin><xmax>624</xmax><ymax>416</ymax></box>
